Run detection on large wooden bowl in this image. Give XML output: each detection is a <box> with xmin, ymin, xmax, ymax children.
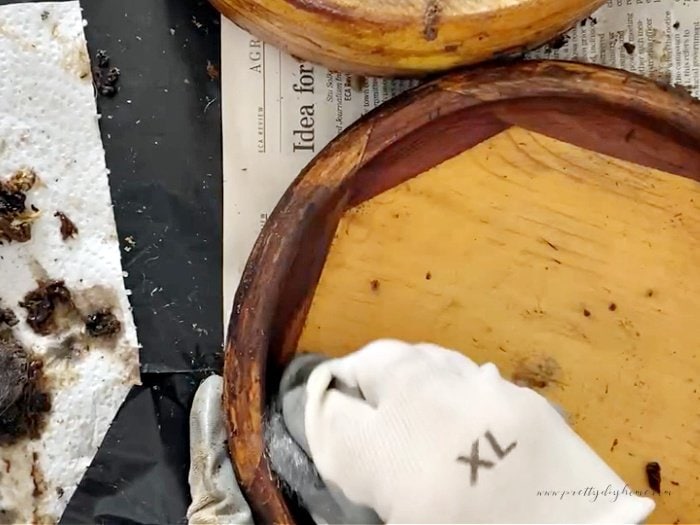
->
<box><xmin>211</xmin><ymin>0</ymin><xmax>604</xmax><ymax>75</ymax></box>
<box><xmin>224</xmin><ymin>61</ymin><xmax>700</xmax><ymax>524</ymax></box>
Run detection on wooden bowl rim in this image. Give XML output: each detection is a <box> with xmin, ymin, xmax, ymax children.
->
<box><xmin>224</xmin><ymin>60</ymin><xmax>700</xmax><ymax>524</ymax></box>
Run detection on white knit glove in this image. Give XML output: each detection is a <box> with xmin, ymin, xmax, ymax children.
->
<box><xmin>304</xmin><ymin>339</ymin><xmax>656</xmax><ymax>524</ymax></box>
<box><xmin>187</xmin><ymin>360</ymin><xmax>378</xmax><ymax>525</ymax></box>
<box><xmin>187</xmin><ymin>375</ymin><xmax>254</xmax><ymax>525</ymax></box>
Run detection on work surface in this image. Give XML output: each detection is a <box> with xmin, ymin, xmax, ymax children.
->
<box><xmin>0</xmin><ymin>0</ymin><xmax>223</xmax><ymax>522</ymax></box>
<box><xmin>2</xmin><ymin>0</ymin><xmax>697</xmax><ymax>523</ymax></box>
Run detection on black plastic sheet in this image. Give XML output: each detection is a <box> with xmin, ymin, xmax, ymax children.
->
<box><xmin>61</xmin><ymin>374</ymin><xmax>206</xmax><ymax>524</ymax></box>
<box><xmin>0</xmin><ymin>0</ymin><xmax>223</xmax><ymax>523</ymax></box>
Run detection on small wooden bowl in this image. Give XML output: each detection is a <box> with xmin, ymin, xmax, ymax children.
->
<box><xmin>225</xmin><ymin>61</ymin><xmax>700</xmax><ymax>524</ymax></box>
<box><xmin>210</xmin><ymin>0</ymin><xmax>605</xmax><ymax>75</ymax></box>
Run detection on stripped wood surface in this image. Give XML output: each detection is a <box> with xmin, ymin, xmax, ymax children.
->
<box><xmin>300</xmin><ymin>128</ymin><xmax>700</xmax><ymax>524</ymax></box>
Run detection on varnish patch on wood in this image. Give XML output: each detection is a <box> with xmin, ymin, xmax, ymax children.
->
<box><xmin>512</xmin><ymin>355</ymin><xmax>562</xmax><ymax>389</ymax></box>
<box><xmin>422</xmin><ymin>0</ymin><xmax>442</xmax><ymax>41</ymax></box>
<box><xmin>298</xmin><ymin>128</ymin><xmax>700</xmax><ymax>524</ymax></box>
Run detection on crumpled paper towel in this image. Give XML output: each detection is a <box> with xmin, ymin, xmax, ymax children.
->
<box><xmin>0</xmin><ymin>2</ymin><xmax>140</xmax><ymax>523</ymax></box>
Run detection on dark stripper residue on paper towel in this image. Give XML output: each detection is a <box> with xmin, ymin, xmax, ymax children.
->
<box><xmin>54</xmin><ymin>211</ymin><xmax>78</xmax><ymax>240</ymax></box>
<box><xmin>20</xmin><ymin>281</ymin><xmax>74</xmax><ymax>336</ymax></box>
<box><xmin>19</xmin><ymin>280</ymin><xmax>123</xmax><ymax>343</ymax></box>
<box><xmin>0</xmin><ymin>306</ymin><xmax>18</xmax><ymax>328</ymax></box>
<box><xmin>0</xmin><ymin>168</ymin><xmax>39</xmax><ymax>243</ymax></box>
<box><xmin>85</xmin><ymin>310</ymin><xmax>121</xmax><ymax>338</ymax></box>
<box><xmin>0</xmin><ymin>330</ymin><xmax>51</xmax><ymax>446</ymax></box>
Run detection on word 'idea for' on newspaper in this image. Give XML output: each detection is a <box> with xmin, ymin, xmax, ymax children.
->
<box><xmin>292</xmin><ymin>62</ymin><xmax>316</xmax><ymax>153</ymax></box>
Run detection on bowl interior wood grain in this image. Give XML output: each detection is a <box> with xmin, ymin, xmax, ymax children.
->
<box><xmin>225</xmin><ymin>61</ymin><xmax>700</xmax><ymax>524</ymax></box>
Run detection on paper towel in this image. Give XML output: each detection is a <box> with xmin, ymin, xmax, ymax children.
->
<box><xmin>0</xmin><ymin>2</ymin><xmax>140</xmax><ymax>523</ymax></box>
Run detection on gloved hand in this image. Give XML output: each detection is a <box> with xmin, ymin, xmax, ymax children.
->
<box><xmin>187</xmin><ymin>374</ymin><xmax>253</xmax><ymax>525</ymax></box>
<box><xmin>266</xmin><ymin>354</ymin><xmax>381</xmax><ymax>525</ymax></box>
<box><xmin>302</xmin><ymin>339</ymin><xmax>656</xmax><ymax>524</ymax></box>
<box><xmin>189</xmin><ymin>340</ymin><xmax>655</xmax><ymax>524</ymax></box>
<box><xmin>187</xmin><ymin>354</ymin><xmax>379</xmax><ymax>525</ymax></box>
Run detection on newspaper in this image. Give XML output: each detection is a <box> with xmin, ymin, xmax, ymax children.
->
<box><xmin>221</xmin><ymin>1</ymin><xmax>700</xmax><ymax>319</ymax></box>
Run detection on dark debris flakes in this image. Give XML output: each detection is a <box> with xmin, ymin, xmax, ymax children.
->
<box><xmin>54</xmin><ymin>211</ymin><xmax>78</xmax><ymax>240</ymax></box>
<box><xmin>93</xmin><ymin>50</ymin><xmax>121</xmax><ymax>97</ymax></box>
<box><xmin>0</xmin><ymin>332</ymin><xmax>51</xmax><ymax>446</ymax></box>
<box><xmin>0</xmin><ymin>168</ymin><xmax>38</xmax><ymax>244</ymax></box>
<box><xmin>85</xmin><ymin>309</ymin><xmax>122</xmax><ymax>338</ymax></box>
<box><xmin>19</xmin><ymin>280</ymin><xmax>73</xmax><ymax>336</ymax></box>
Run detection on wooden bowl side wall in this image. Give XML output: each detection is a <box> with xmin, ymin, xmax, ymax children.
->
<box><xmin>211</xmin><ymin>0</ymin><xmax>606</xmax><ymax>75</ymax></box>
<box><xmin>224</xmin><ymin>61</ymin><xmax>700</xmax><ymax>524</ymax></box>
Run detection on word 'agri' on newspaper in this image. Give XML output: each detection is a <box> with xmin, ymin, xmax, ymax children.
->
<box><xmin>221</xmin><ymin>0</ymin><xmax>700</xmax><ymax>318</ymax></box>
